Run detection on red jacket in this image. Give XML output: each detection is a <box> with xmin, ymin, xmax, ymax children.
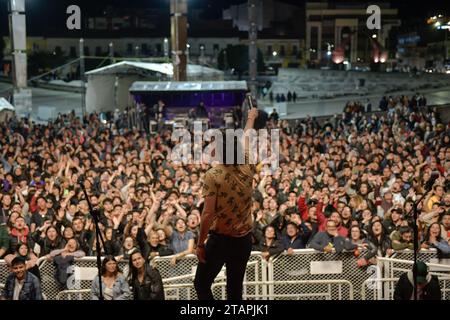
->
<box><xmin>297</xmin><ymin>196</ymin><xmax>348</xmax><ymax>237</ymax></box>
<box><xmin>297</xmin><ymin>196</ymin><xmax>326</xmax><ymax>227</ymax></box>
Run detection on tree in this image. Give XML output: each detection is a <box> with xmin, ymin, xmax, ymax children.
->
<box><xmin>217</xmin><ymin>45</ymin><xmax>265</xmax><ymax>79</ymax></box>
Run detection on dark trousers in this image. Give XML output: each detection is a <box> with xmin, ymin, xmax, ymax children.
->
<box><xmin>194</xmin><ymin>232</ymin><xmax>252</xmax><ymax>300</ymax></box>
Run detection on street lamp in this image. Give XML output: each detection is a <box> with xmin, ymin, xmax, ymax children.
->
<box><xmin>186</xmin><ymin>43</ymin><xmax>190</xmax><ymax>62</ymax></box>
<box><xmin>372</xmin><ymin>34</ymin><xmax>377</xmax><ymax>39</ymax></box>
<box><xmin>272</xmin><ymin>51</ymin><xmax>278</xmax><ymax>57</ymax></box>
<box><xmin>109</xmin><ymin>42</ymin><xmax>114</xmax><ymax>64</ymax></box>
<box><xmin>135</xmin><ymin>45</ymin><xmax>140</xmax><ymax>57</ymax></box>
<box><xmin>164</xmin><ymin>38</ymin><xmax>169</xmax><ymax>58</ymax></box>
<box><xmin>325</xmin><ymin>42</ymin><xmax>332</xmax><ymax>56</ymax></box>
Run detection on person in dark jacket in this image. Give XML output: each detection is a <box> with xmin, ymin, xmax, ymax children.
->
<box><xmin>1</xmin><ymin>257</ymin><xmax>42</xmax><ymax>300</ymax></box>
<box><xmin>255</xmin><ymin>225</ymin><xmax>284</xmax><ymax>261</ymax></box>
<box><xmin>0</xmin><ymin>223</ymin><xmax>9</xmax><ymax>258</ymax></box>
<box><xmin>251</xmin><ymin>218</ymin><xmax>264</xmax><ymax>251</ymax></box>
<box><xmin>33</xmin><ymin>225</ymin><xmax>66</xmax><ymax>257</ymax></box>
<box><xmin>146</xmin><ymin>231</ymin><xmax>174</xmax><ymax>260</ymax></box>
<box><xmin>71</xmin><ymin>217</ymin><xmax>93</xmax><ymax>255</ymax></box>
<box><xmin>282</xmin><ymin>222</ymin><xmax>310</xmax><ymax>253</ymax></box>
<box><xmin>103</xmin><ymin>227</ymin><xmax>122</xmax><ymax>257</ymax></box>
<box><xmin>365</xmin><ymin>220</ymin><xmax>393</xmax><ymax>261</ymax></box>
<box><xmin>394</xmin><ymin>261</ymin><xmax>441</xmax><ymax>300</ymax></box>
<box><xmin>128</xmin><ymin>250</ymin><xmax>165</xmax><ymax>300</ymax></box>
<box><xmin>309</xmin><ymin>220</ymin><xmax>356</xmax><ymax>253</ymax></box>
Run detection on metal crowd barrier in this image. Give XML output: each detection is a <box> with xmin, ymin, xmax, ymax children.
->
<box><xmin>1</xmin><ymin>249</ymin><xmax>448</xmax><ymax>300</ymax></box>
<box><xmin>153</xmin><ymin>252</ymin><xmax>267</xmax><ymax>300</ymax></box>
<box><xmin>212</xmin><ymin>280</ymin><xmax>353</xmax><ymax>300</ymax></box>
<box><xmin>268</xmin><ymin>249</ymin><xmax>371</xmax><ymax>300</ymax></box>
<box><xmin>373</xmin><ymin>254</ymin><xmax>450</xmax><ymax>300</ymax></box>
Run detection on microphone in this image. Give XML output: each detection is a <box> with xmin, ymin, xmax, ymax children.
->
<box><xmin>246</xmin><ymin>93</ymin><xmax>268</xmax><ymax>130</ymax></box>
<box><xmin>246</xmin><ymin>93</ymin><xmax>255</xmax><ymax>109</ymax></box>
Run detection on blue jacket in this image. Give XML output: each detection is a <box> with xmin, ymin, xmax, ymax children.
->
<box><xmin>282</xmin><ymin>223</ymin><xmax>311</xmax><ymax>250</ymax></box>
<box><xmin>308</xmin><ymin>231</ymin><xmax>356</xmax><ymax>253</ymax></box>
<box><xmin>2</xmin><ymin>271</ymin><xmax>43</xmax><ymax>300</ymax></box>
<box><xmin>282</xmin><ymin>234</ymin><xmax>306</xmax><ymax>250</ymax></box>
<box><xmin>91</xmin><ymin>274</ymin><xmax>131</xmax><ymax>300</ymax></box>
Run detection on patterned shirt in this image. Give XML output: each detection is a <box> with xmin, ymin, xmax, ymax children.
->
<box><xmin>202</xmin><ymin>164</ymin><xmax>255</xmax><ymax>237</ymax></box>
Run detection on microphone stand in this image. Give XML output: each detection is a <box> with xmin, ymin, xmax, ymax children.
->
<box><xmin>79</xmin><ymin>178</ymin><xmax>106</xmax><ymax>300</ymax></box>
<box><xmin>411</xmin><ymin>186</ymin><xmax>434</xmax><ymax>300</ymax></box>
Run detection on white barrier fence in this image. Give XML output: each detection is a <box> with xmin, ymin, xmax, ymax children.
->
<box><xmin>1</xmin><ymin>249</ymin><xmax>449</xmax><ymax>300</ymax></box>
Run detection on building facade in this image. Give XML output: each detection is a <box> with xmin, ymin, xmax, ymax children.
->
<box><xmin>305</xmin><ymin>2</ymin><xmax>400</xmax><ymax>67</ymax></box>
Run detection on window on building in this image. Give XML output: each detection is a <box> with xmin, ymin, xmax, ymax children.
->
<box><xmin>292</xmin><ymin>45</ymin><xmax>298</xmax><ymax>56</ymax></box>
<box><xmin>33</xmin><ymin>43</ymin><xmax>39</xmax><ymax>52</ymax></box>
<box><xmin>55</xmin><ymin>46</ymin><xmax>62</xmax><ymax>55</ymax></box>
<box><xmin>267</xmin><ymin>45</ymin><xmax>273</xmax><ymax>56</ymax></box>
<box><xmin>70</xmin><ymin>46</ymin><xmax>76</xmax><ymax>57</ymax></box>
<box><xmin>127</xmin><ymin>43</ymin><xmax>133</xmax><ymax>53</ymax></box>
<box><xmin>156</xmin><ymin>43</ymin><xmax>162</xmax><ymax>55</ymax></box>
<box><xmin>280</xmin><ymin>45</ymin><xmax>286</xmax><ymax>56</ymax></box>
<box><xmin>84</xmin><ymin>46</ymin><xmax>90</xmax><ymax>56</ymax></box>
<box><xmin>95</xmin><ymin>46</ymin><xmax>102</xmax><ymax>56</ymax></box>
<box><xmin>213</xmin><ymin>44</ymin><xmax>220</xmax><ymax>52</ymax></box>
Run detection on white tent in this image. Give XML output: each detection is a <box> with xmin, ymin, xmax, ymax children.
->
<box><xmin>85</xmin><ymin>61</ymin><xmax>224</xmax><ymax>113</ymax></box>
<box><xmin>0</xmin><ymin>98</ymin><xmax>15</xmax><ymax>122</ymax></box>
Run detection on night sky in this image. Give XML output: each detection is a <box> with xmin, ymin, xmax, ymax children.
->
<box><xmin>1</xmin><ymin>0</ymin><xmax>450</xmax><ymax>36</ymax></box>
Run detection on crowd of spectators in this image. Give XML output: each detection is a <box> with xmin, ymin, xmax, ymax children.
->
<box><xmin>0</xmin><ymin>92</ymin><xmax>449</xmax><ymax>298</ymax></box>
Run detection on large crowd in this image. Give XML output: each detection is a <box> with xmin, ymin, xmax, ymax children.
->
<box><xmin>0</xmin><ymin>92</ymin><xmax>449</xmax><ymax>299</ymax></box>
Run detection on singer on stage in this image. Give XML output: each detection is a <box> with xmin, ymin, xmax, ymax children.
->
<box><xmin>194</xmin><ymin>107</ymin><xmax>259</xmax><ymax>300</ymax></box>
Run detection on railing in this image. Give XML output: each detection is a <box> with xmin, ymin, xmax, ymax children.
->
<box><xmin>152</xmin><ymin>252</ymin><xmax>266</xmax><ymax>300</ymax></box>
<box><xmin>212</xmin><ymin>280</ymin><xmax>353</xmax><ymax>300</ymax></box>
<box><xmin>1</xmin><ymin>249</ymin><xmax>450</xmax><ymax>300</ymax></box>
<box><xmin>361</xmin><ymin>278</ymin><xmax>399</xmax><ymax>300</ymax></box>
<box><xmin>268</xmin><ymin>249</ymin><xmax>367</xmax><ymax>300</ymax></box>
<box><xmin>56</xmin><ymin>289</ymin><xmax>91</xmax><ymax>301</ymax></box>
<box><xmin>376</xmin><ymin>256</ymin><xmax>450</xmax><ymax>300</ymax></box>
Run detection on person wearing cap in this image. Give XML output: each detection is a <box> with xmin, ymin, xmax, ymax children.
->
<box><xmin>1</xmin><ymin>257</ymin><xmax>42</xmax><ymax>300</ymax></box>
<box><xmin>394</xmin><ymin>261</ymin><xmax>441</xmax><ymax>300</ymax></box>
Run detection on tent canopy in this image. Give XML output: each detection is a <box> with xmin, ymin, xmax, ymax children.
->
<box><xmin>85</xmin><ymin>61</ymin><xmax>224</xmax><ymax>78</ymax></box>
<box><xmin>0</xmin><ymin>98</ymin><xmax>15</xmax><ymax>111</ymax></box>
<box><xmin>85</xmin><ymin>61</ymin><xmax>225</xmax><ymax>113</ymax></box>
